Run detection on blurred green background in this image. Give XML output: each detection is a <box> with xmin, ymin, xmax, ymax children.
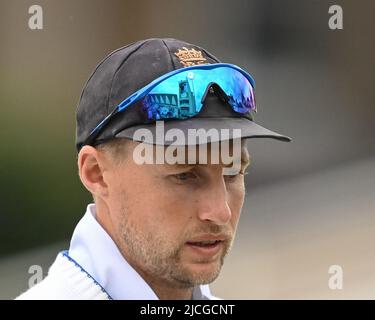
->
<box><xmin>1</xmin><ymin>0</ymin><xmax>374</xmax><ymax>299</ymax></box>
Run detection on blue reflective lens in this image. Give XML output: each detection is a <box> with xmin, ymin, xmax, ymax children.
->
<box><xmin>141</xmin><ymin>66</ymin><xmax>256</xmax><ymax>121</ymax></box>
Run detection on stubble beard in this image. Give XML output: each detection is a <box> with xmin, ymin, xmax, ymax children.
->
<box><xmin>118</xmin><ymin>206</ymin><xmax>234</xmax><ymax>289</ymax></box>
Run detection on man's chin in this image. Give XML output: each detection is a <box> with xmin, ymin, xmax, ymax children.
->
<box><xmin>175</xmin><ymin>260</ymin><xmax>223</xmax><ymax>286</ymax></box>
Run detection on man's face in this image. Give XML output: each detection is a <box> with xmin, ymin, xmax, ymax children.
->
<box><xmin>102</xmin><ymin>140</ymin><xmax>250</xmax><ymax>289</ymax></box>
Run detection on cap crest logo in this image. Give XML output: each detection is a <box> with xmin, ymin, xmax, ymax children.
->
<box><xmin>174</xmin><ymin>47</ymin><xmax>208</xmax><ymax>67</ymax></box>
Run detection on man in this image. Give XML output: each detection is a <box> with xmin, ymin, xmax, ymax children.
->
<box><xmin>16</xmin><ymin>38</ymin><xmax>291</xmax><ymax>300</ymax></box>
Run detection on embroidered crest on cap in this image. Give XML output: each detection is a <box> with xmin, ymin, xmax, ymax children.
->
<box><xmin>174</xmin><ymin>47</ymin><xmax>208</xmax><ymax>67</ymax></box>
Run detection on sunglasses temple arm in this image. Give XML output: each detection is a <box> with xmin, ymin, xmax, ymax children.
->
<box><xmin>118</xmin><ymin>90</ymin><xmax>144</xmax><ymax>112</ymax></box>
<box><xmin>83</xmin><ymin>91</ymin><xmax>144</xmax><ymax>146</ymax></box>
<box><xmin>83</xmin><ymin>108</ymin><xmax>119</xmax><ymax>146</ymax></box>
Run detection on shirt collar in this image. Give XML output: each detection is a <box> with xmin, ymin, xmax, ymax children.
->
<box><xmin>68</xmin><ymin>203</ymin><xmax>217</xmax><ymax>300</ymax></box>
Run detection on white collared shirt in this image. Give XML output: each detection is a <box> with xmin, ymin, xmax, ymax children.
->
<box><xmin>68</xmin><ymin>203</ymin><xmax>218</xmax><ymax>300</ymax></box>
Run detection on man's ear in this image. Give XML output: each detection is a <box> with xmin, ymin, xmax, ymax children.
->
<box><xmin>77</xmin><ymin>145</ymin><xmax>110</xmax><ymax>199</ymax></box>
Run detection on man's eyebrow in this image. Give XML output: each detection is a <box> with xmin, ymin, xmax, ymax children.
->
<box><xmin>167</xmin><ymin>163</ymin><xmax>196</xmax><ymax>169</ymax></box>
<box><xmin>166</xmin><ymin>151</ymin><xmax>251</xmax><ymax>168</ymax></box>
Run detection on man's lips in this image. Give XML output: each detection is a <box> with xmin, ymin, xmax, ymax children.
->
<box><xmin>186</xmin><ymin>234</ymin><xmax>228</xmax><ymax>244</ymax></box>
<box><xmin>185</xmin><ymin>234</ymin><xmax>228</xmax><ymax>256</ymax></box>
<box><xmin>186</xmin><ymin>240</ymin><xmax>222</xmax><ymax>246</ymax></box>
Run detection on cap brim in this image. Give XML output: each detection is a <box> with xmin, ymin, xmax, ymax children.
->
<box><xmin>114</xmin><ymin>117</ymin><xmax>292</xmax><ymax>145</ymax></box>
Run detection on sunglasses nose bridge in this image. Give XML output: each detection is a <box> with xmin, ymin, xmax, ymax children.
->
<box><xmin>201</xmin><ymin>82</ymin><xmax>228</xmax><ymax>104</ymax></box>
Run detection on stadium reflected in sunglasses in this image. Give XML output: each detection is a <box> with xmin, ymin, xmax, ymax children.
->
<box><xmin>83</xmin><ymin>63</ymin><xmax>257</xmax><ymax>147</ymax></box>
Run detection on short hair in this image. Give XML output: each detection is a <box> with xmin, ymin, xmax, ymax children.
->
<box><xmin>90</xmin><ymin>138</ymin><xmax>132</xmax><ymax>204</ymax></box>
<box><xmin>95</xmin><ymin>138</ymin><xmax>132</xmax><ymax>165</ymax></box>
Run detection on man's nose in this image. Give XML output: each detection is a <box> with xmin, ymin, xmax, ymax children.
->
<box><xmin>196</xmin><ymin>178</ymin><xmax>232</xmax><ymax>225</ymax></box>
